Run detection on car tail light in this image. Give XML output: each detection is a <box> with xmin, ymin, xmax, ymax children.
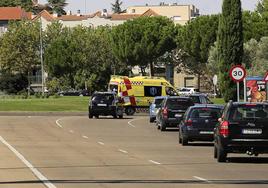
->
<box><xmin>162</xmin><ymin>107</ymin><xmax>168</xmax><ymax>118</ymax></box>
<box><xmin>185</xmin><ymin>119</ymin><xmax>193</xmax><ymax>126</ymax></box>
<box><xmin>219</xmin><ymin>121</ymin><xmax>229</xmax><ymax>137</ymax></box>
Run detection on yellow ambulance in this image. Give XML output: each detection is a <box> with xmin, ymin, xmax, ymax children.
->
<box><xmin>109</xmin><ymin>75</ymin><xmax>178</xmax><ymax>115</ymax></box>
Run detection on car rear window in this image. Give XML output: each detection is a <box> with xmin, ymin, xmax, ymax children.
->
<box><xmin>189</xmin><ymin>108</ymin><xmax>222</xmax><ymax>119</ymax></box>
<box><xmin>166</xmin><ymin>98</ymin><xmax>193</xmax><ymax>109</ymax></box>
<box><xmin>189</xmin><ymin>96</ymin><xmax>200</xmax><ymax>103</ymax></box>
<box><xmin>92</xmin><ymin>94</ymin><xmax>114</xmax><ymax>102</ymax></box>
<box><xmin>155</xmin><ymin>98</ymin><xmax>164</xmax><ymax>108</ymax></box>
<box><xmin>230</xmin><ymin>104</ymin><xmax>268</xmax><ymax>121</ymax></box>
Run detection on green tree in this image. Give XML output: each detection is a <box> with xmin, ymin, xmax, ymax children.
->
<box><xmin>217</xmin><ymin>0</ymin><xmax>244</xmax><ymax>102</ymax></box>
<box><xmin>0</xmin><ymin>21</ymin><xmax>40</xmax><ymax>89</ymax></box>
<box><xmin>111</xmin><ymin>16</ymin><xmax>177</xmax><ymax>76</ymax></box>
<box><xmin>111</xmin><ymin>0</ymin><xmax>123</xmax><ymax>13</ymax></box>
<box><xmin>47</xmin><ymin>0</ymin><xmax>67</xmax><ymax>15</ymax></box>
<box><xmin>0</xmin><ymin>0</ymin><xmax>33</xmax><ymax>11</ymax></box>
<box><xmin>177</xmin><ymin>15</ymin><xmax>219</xmax><ymax>89</ymax></box>
<box><xmin>256</xmin><ymin>0</ymin><xmax>268</xmax><ymax>14</ymax></box>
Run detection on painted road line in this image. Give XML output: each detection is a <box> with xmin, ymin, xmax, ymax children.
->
<box><xmin>193</xmin><ymin>176</ymin><xmax>210</xmax><ymax>183</ymax></box>
<box><xmin>69</xmin><ymin>130</ymin><xmax>74</xmax><ymax>133</ymax></box>
<box><xmin>82</xmin><ymin>136</ymin><xmax>89</xmax><ymax>139</ymax></box>
<box><xmin>128</xmin><ymin>117</ymin><xmax>147</xmax><ymax>128</ymax></box>
<box><xmin>118</xmin><ymin>149</ymin><xmax>128</xmax><ymax>154</ymax></box>
<box><xmin>0</xmin><ymin>136</ymin><xmax>57</xmax><ymax>188</ymax></box>
<box><xmin>149</xmin><ymin>160</ymin><xmax>161</xmax><ymax>165</ymax></box>
<box><xmin>98</xmin><ymin>142</ymin><xmax>105</xmax><ymax>145</ymax></box>
<box><xmin>55</xmin><ymin>119</ymin><xmax>63</xmax><ymax>128</ymax></box>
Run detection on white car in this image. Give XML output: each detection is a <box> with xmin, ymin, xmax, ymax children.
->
<box><xmin>178</xmin><ymin>87</ymin><xmax>199</xmax><ymax>95</ymax></box>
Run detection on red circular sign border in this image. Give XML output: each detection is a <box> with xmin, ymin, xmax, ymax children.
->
<box><xmin>229</xmin><ymin>65</ymin><xmax>247</xmax><ymax>82</ymax></box>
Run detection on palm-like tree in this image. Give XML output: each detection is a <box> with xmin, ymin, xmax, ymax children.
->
<box><xmin>47</xmin><ymin>0</ymin><xmax>67</xmax><ymax>15</ymax></box>
<box><xmin>111</xmin><ymin>0</ymin><xmax>123</xmax><ymax>13</ymax></box>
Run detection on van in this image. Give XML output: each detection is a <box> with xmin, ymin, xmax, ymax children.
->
<box><xmin>109</xmin><ymin>75</ymin><xmax>178</xmax><ymax>115</ymax></box>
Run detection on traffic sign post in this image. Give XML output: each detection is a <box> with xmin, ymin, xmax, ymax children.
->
<box><xmin>229</xmin><ymin>65</ymin><xmax>247</xmax><ymax>102</ymax></box>
<box><xmin>264</xmin><ymin>71</ymin><xmax>268</xmax><ymax>101</ymax></box>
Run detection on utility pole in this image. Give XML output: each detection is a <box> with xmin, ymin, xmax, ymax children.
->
<box><xmin>40</xmin><ymin>18</ymin><xmax>44</xmax><ymax>96</ymax></box>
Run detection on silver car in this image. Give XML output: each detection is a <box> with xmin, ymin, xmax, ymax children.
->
<box><xmin>149</xmin><ymin>96</ymin><xmax>166</xmax><ymax>123</ymax></box>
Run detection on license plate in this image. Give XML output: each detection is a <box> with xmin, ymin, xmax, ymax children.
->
<box><xmin>242</xmin><ymin>129</ymin><xmax>262</xmax><ymax>135</ymax></box>
<box><xmin>97</xmin><ymin>104</ymin><xmax>107</xmax><ymax>107</ymax></box>
<box><xmin>199</xmin><ymin>131</ymin><xmax>214</xmax><ymax>134</ymax></box>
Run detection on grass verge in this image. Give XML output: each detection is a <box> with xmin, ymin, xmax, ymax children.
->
<box><xmin>0</xmin><ymin>96</ymin><xmax>89</xmax><ymax>112</ymax></box>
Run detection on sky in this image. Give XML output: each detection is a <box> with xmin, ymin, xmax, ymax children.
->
<box><xmin>39</xmin><ymin>0</ymin><xmax>259</xmax><ymax>15</ymax></box>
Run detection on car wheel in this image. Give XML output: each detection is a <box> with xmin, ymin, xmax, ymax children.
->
<box><xmin>182</xmin><ymin>136</ymin><xmax>188</xmax><ymax>146</ymax></box>
<box><xmin>125</xmin><ymin>107</ymin><xmax>136</xmax><ymax>116</ymax></box>
<box><xmin>95</xmin><ymin>115</ymin><xmax>99</xmax><ymax>119</ymax></box>
<box><xmin>113</xmin><ymin>115</ymin><xmax>117</xmax><ymax>119</ymax></box>
<box><xmin>160</xmin><ymin>121</ymin><xmax>166</xmax><ymax>132</ymax></box>
<box><xmin>217</xmin><ymin>145</ymin><xmax>227</xmax><ymax>162</ymax></box>
<box><xmin>149</xmin><ymin>117</ymin><xmax>154</xmax><ymax>123</ymax></box>
<box><xmin>88</xmin><ymin>113</ymin><xmax>93</xmax><ymax>119</ymax></box>
<box><xmin>178</xmin><ymin>131</ymin><xmax>182</xmax><ymax>144</ymax></box>
<box><xmin>214</xmin><ymin>145</ymin><xmax>217</xmax><ymax>159</ymax></box>
<box><xmin>118</xmin><ymin>115</ymin><xmax>123</xmax><ymax>119</ymax></box>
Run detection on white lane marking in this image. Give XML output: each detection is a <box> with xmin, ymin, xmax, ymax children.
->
<box><xmin>69</xmin><ymin>130</ymin><xmax>74</xmax><ymax>133</ymax></box>
<box><xmin>193</xmin><ymin>176</ymin><xmax>210</xmax><ymax>183</ymax></box>
<box><xmin>28</xmin><ymin>116</ymin><xmax>31</xmax><ymax>118</ymax></box>
<box><xmin>55</xmin><ymin>119</ymin><xmax>63</xmax><ymax>128</ymax></box>
<box><xmin>0</xmin><ymin>136</ymin><xmax>57</xmax><ymax>188</ymax></box>
<box><xmin>118</xmin><ymin>149</ymin><xmax>128</xmax><ymax>154</ymax></box>
<box><xmin>149</xmin><ymin>160</ymin><xmax>161</xmax><ymax>165</ymax></box>
<box><xmin>82</xmin><ymin>136</ymin><xmax>88</xmax><ymax>139</ymax></box>
<box><xmin>98</xmin><ymin>142</ymin><xmax>105</xmax><ymax>145</ymax></box>
<box><xmin>128</xmin><ymin>117</ymin><xmax>146</xmax><ymax>128</ymax></box>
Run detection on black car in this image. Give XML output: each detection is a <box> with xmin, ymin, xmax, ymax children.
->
<box><xmin>214</xmin><ymin>101</ymin><xmax>268</xmax><ymax>162</ymax></box>
<box><xmin>88</xmin><ymin>92</ymin><xmax>124</xmax><ymax>119</ymax></box>
<box><xmin>189</xmin><ymin>94</ymin><xmax>213</xmax><ymax>104</ymax></box>
<box><xmin>178</xmin><ymin>105</ymin><xmax>223</xmax><ymax>146</ymax></box>
<box><xmin>157</xmin><ymin>96</ymin><xmax>194</xmax><ymax>131</ymax></box>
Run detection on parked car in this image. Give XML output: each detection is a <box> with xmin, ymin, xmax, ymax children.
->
<box><xmin>149</xmin><ymin>96</ymin><xmax>166</xmax><ymax>123</ymax></box>
<box><xmin>156</xmin><ymin>96</ymin><xmax>194</xmax><ymax>131</ymax></box>
<box><xmin>189</xmin><ymin>94</ymin><xmax>213</xmax><ymax>104</ymax></box>
<box><xmin>178</xmin><ymin>87</ymin><xmax>199</xmax><ymax>95</ymax></box>
<box><xmin>214</xmin><ymin>101</ymin><xmax>268</xmax><ymax>162</ymax></box>
<box><xmin>88</xmin><ymin>92</ymin><xmax>124</xmax><ymax>119</ymax></box>
<box><xmin>178</xmin><ymin>104</ymin><xmax>224</xmax><ymax>146</ymax></box>
<box><xmin>58</xmin><ymin>89</ymin><xmax>90</xmax><ymax>96</ymax></box>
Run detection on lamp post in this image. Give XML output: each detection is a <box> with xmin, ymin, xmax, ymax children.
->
<box><xmin>40</xmin><ymin>18</ymin><xmax>44</xmax><ymax>96</ymax></box>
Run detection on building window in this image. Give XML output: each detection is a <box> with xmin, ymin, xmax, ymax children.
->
<box><xmin>173</xmin><ymin>16</ymin><xmax>181</xmax><ymax>21</ymax></box>
<box><xmin>132</xmin><ymin>9</ymin><xmax>135</xmax><ymax>13</ymax></box>
<box><xmin>184</xmin><ymin>77</ymin><xmax>194</xmax><ymax>87</ymax></box>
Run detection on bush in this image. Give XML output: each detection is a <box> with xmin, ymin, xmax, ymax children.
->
<box><xmin>0</xmin><ymin>73</ymin><xmax>28</xmax><ymax>94</ymax></box>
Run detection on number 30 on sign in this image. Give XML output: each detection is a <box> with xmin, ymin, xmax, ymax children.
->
<box><xmin>229</xmin><ymin>65</ymin><xmax>246</xmax><ymax>82</ymax></box>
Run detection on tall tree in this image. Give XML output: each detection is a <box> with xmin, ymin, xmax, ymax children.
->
<box><xmin>177</xmin><ymin>15</ymin><xmax>219</xmax><ymax>89</ymax></box>
<box><xmin>256</xmin><ymin>0</ymin><xmax>268</xmax><ymax>14</ymax></box>
<box><xmin>0</xmin><ymin>0</ymin><xmax>33</xmax><ymax>11</ymax></box>
<box><xmin>111</xmin><ymin>0</ymin><xmax>123</xmax><ymax>13</ymax></box>
<box><xmin>111</xmin><ymin>16</ymin><xmax>177</xmax><ymax>76</ymax></box>
<box><xmin>0</xmin><ymin>21</ymin><xmax>40</xmax><ymax>89</ymax></box>
<box><xmin>47</xmin><ymin>0</ymin><xmax>67</xmax><ymax>15</ymax></box>
<box><xmin>217</xmin><ymin>0</ymin><xmax>244</xmax><ymax>102</ymax></box>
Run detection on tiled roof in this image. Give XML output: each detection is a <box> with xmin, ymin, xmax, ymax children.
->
<box><xmin>110</xmin><ymin>13</ymin><xmax>140</xmax><ymax>21</ymax></box>
<box><xmin>0</xmin><ymin>7</ymin><xmax>32</xmax><ymax>20</ymax></box>
<box><xmin>32</xmin><ymin>10</ymin><xmax>54</xmax><ymax>21</ymax></box>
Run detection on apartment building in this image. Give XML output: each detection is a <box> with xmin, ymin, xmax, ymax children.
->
<box><xmin>0</xmin><ymin>7</ymin><xmax>32</xmax><ymax>35</ymax></box>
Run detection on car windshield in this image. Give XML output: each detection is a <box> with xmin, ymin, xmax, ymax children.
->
<box><xmin>189</xmin><ymin>108</ymin><xmax>222</xmax><ymax>119</ymax></box>
<box><xmin>166</xmin><ymin>98</ymin><xmax>193</xmax><ymax>109</ymax></box>
<box><xmin>180</xmin><ymin>88</ymin><xmax>190</xmax><ymax>92</ymax></box>
<box><xmin>155</xmin><ymin>98</ymin><xmax>164</xmax><ymax>108</ymax></box>
<box><xmin>230</xmin><ymin>104</ymin><xmax>268</xmax><ymax>121</ymax></box>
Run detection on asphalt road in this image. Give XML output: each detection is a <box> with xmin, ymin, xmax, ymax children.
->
<box><xmin>0</xmin><ymin>115</ymin><xmax>268</xmax><ymax>188</ymax></box>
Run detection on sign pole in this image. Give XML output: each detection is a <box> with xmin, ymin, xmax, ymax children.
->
<box><xmin>243</xmin><ymin>78</ymin><xmax>246</xmax><ymax>102</ymax></box>
<box><xmin>237</xmin><ymin>82</ymin><xmax>240</xmax><ymax>102</ymax></box>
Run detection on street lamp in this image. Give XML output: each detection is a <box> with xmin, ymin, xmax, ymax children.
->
<box><xmin>40</xmin><ymin>18</ymin><xmax>44</xmax><ymax>96</ymax></box>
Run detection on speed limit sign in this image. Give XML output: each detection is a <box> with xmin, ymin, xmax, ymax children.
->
<box><xmin>229</xmin><ymin>65</ymin><xmax>246</xmax><ymax>82</ymax></box>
